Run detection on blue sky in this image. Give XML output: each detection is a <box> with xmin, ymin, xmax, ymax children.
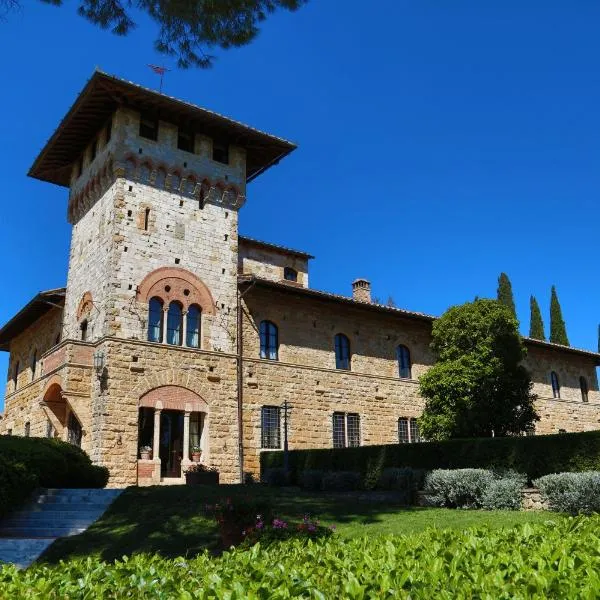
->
<box><xmin>1</xmin><ymin>1</ymin><xmax>599</xmax><ymax>406</ymax></box>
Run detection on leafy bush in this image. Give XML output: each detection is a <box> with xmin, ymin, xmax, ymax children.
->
<box><xmin>4</xmin><ymin>516</ymin><xmax>600</xmax><ymax>597</ymax></box>
<box><xmin>377</xmin><ymin>467</ymin><xmax>425</xmax><ymax>492</ymax></box>
<box><xmin>0</xmin><ymin>436</ymin><xmax>108</xmax><ymax>518</ymax></box>
<box><xmin>535</xmin><ymin>472</ymin><xmax>600</xmax><ymax>514</ymax></box>
<box><xmin>481</xmin><ymin>473</ymin><xmax>526</xmax><ymax>510</ymax></box>
<box><xmin>298</xmin><ymin>469</ymin><xmax>324</xmax><ymax>491</ymax></box>
<box><xmin>321</xmin><ymin>471</ymin><xmax>361</xmax><ymax>492</ymax></box>
<box><xmin>261</xmin><ymin>430</ymin><xmax>600</xmax><ymax>485</ymax></box>
<box><xmin>261</xmin><ymin>467</ymin><xmax>290</xmax><ymax>487</ymax></box>
<box><xmin>424</xmin><ymin>469</ymin><xmax>494</xmax><ymax>508</ymax></box>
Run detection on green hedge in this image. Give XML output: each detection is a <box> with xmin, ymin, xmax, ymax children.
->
<box><xmin>0</xmin><ymin>436</ymin><xmax>109</xmax><ymax>518</ymax></box>
<box><xmin>261</xmin><ymin>430</ymin><xmax>600</xmax><ymax>486</ymax></box>
<box><xmin>2</xmin><ymin>516</ymin><xmax>600</xmax><ymax>597</ymax></box>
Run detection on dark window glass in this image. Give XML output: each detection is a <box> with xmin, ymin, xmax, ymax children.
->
<box><xmin>139</xmin><ymin>114</ymin><xmax>158</xmax><ymax>141</ymax></box>
<box><xmin>31</xmin><ymin>350</ymin><xmax>37</xmax><ymax>380</ymax></box>
<box><xmin>261</xmin><ymin>406</ymin><xmax>281</xmax><ymax>449</ymax></box>
<box><xmin>260</xmin><ymin>321</ymin><xmax>278</xmax><ymax>360</ymax></box>
<box><xmin>398</xmin><ymin>418</ymin><xmax>409</xmax><ymax>443</ymax></box>
<box><xmin>68</xmin><ymin>413</ymin><xmax>82</xmax><ymax>447</ymax></box>
<box><xmin>334</xmin><ymin>334</ymin><xmax>351</xmax><ymax>370</ymax></box>
<box><xmin>80</xmin><ymin>320</ymin><xmax>88</xmax><ymax>342</ymax></box>
<box><xmin>177</xmin><ymin>129</ymin><xmax>195</xmax><ymax>153</ymax></box>
<box><xmin>397</xmin><ymin>345</ymin><xmax>412</xmax><ymax>379</ymax></box>
<box><xmin>186</xmin><ymin>305</ymin><xmax>201</xmax><ymax>348</ymax></box>
<box><xmin>144</xmin><ymin>208</ymin><xmax>150</xmax><ymax>231</ymax></box>
<box><xmin>148</xmin><ymin>297</ymin><xmax>164</xmax><ymax>342</ymax></box>
<box><xmin>14</xmin><ymin>361</ymin><xmax>19</xmax><ymax>388</ymax></box>
<box><xmin>332</xmin><ymin>412</ymin><xmax>346</xmax><ymax>448</ymax></box>
<box><xmin>551</xmin><ymin>371</ymin><xmax>560</xmax><ymax>399</ymax></box>
<box><xmin>212</xmin><ymin>141</ymin><xmax>229</xmax><ymax>164</ymax></box>
<box><xmin>347</xmin><ymin>413</ymin><xmax>360</xmax><ymax>447</ymax></box>
<box><xmin>138</xmin><ymin>407</ymin><xmax>154</xmax><ymax>452</ymax></box>
<box><xmin>580</xmin><ymin>377</ymin><xmax>589</xmax><ymax>403</ymax></box>
<box><xmin>284</xmin><ymin>267</ymin><xmax>298</xmax><ymax>282</ymax></box>
<box><xmin>24</xmin><ymin>422</ymin><xmax>30</xmax><ymax>437</ymax></box>
<box><xmin>189</xmin><ymin>412</ymin><xmax>203</xmax><ymax>454</ymax></box>
<box><xmin>410</xmin><ymin>419</ymin><xmax>420</xmax><ymax>443</ymax></box>
<box><xmin>167</xmin><ymin>302</ymin><xmax>183</xmax><ymax>346</ymax></box>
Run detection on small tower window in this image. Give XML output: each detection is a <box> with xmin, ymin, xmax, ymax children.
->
<box><xmin>284</xmin><ymin>267</ymin><xmax>298</xmax><ymax>282</ymax></box>
<box><xmin>259</xmin><ymin>320</ymin><xmax>278</xmax><ymax>360</ymax></box>
<box><xmin>139</xmin><ymin>114</ymin><xmax>158</xmax><ymax>141</ymax></box>
<box><xmin>177</xmin><ymin>128</ymin><xmax>195</xmax><ymax>153</ymax></box>
<box><xmin>551</xmin><ymin>371</ymin><xmax>560</xmax><ymax>399</ymax></box>
<box><xmin>580</xmin><ymin>376</ymin><xmax>589</xmax><ymax>403</ymax></box>
<box><xmin>334</xmin><ymin>333</ymin><xmax>351</xmax><ymax>370</ymax></box>
<box><xmin>186</xmin><ymin>305</ymin><xmax>201</xmax><ymax>348</ymax></box>
<box><xmin>31</xmin><ymin>350</ymin><xmax>37</xmax><ymax>380</ymax></box>
<box><xmin>80</xmin><ymin>320</ymin><xmax>88</xmax><ymax>342</ymax></box>
<box><xmin>397</xmin><ymin>345</ymin><xmax>412</xmax><ymax>379</ymax></box>
<box><xmin>144</xmin><ymin>208</ymin><xmax>151</xmax><ymax>231</ymax></box>
<box><xmin>212</xmin><ymin>141</ymin><xmax>229</xmax><ymax>164</ymax></box>
<box><xmin>13</xmin><ymin>360</ymin><xmax>19</xmax><ymax>389</ymax></box>
<box><xmin>148</xmin><ymin>297</ymin><xmax>164</xmax><ymax>342</ymax></box>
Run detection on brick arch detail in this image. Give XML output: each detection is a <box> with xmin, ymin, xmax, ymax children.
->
<box><xmin>139</xmin><ymin>385</ymin><xmax>209</xmax><ymax>412</ymax></box>
<box><xmin>76</xmin><ymin>291</ymin><xmax>94</xmax><ymax>320</ymax></box>
<box><xmin>43</xmin><ymin>375</ymin><xmax>64</xmax><ymax>397</ymax></box>
<box><xmin>137</xmin><ymin>267</ymin><xmax>215</xmax><ymax>314</ymax></box>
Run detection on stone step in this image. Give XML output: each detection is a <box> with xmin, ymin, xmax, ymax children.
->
<box><xmin>6</xmin><ymin>509</ymin><xmax>106</xmax><ymax>522</ymax></box>
<box><xmin>34</xmin><ymin>490</ymin><xmax>122</xmax><ymax>505</ymax></box>
<box><xmin>0</xmin><ymin>526</ymin><xmax>87</xmax><ymax>538</ymax></box>
<box><xmin>0</xmin><ymin>539</ymin><xmax>56</xmax><ymax>570</ymax></box>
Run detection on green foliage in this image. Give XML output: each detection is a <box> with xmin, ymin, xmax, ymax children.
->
<box><xmin>529</xmin><ymin>295</ymin><xmax>546</xmax><ymax>340</ymax></box>
<box><xmin>424</xmin><ymin>469</ymin><xmax>494</xmax><ymax>508</ymax></box>
<box><xmin>321</xmin><ymin>471</ymin><xmax>362</xmax><ymax>491</ymax></box>
<box><xmin>496</xmin><ymin>272</ymin><xmax>517</xmax><ymax>318</ymax></box>
<box><xmin>5</xmin><ymin>517</ymin><xmax>600</xmax><ymax>597</ymax></box>
<box><xmin>298</xmin><ymin>469</ymin><xmax>324</xmax><ymax>491</ymax></box>
<box><xmin>37</xmin><ymin>0</ymin><xmax>307</xmax><ymax>68</ymax></box>
<box><xmin>550</xmin><ymin>285</ymin><xmax>570</xmax><ymax>346</ymax></box>
<box><xmin>0</xmin><ymin>436</ymin><xmax>108</xmax><ymax>518</ymax></box>
<box><xmin>418</xmin><ymin>299</ymin><xmax>538</xmax><ymax>440</ymax></box>
<box><xmin>481</xmin><ymin>472</ymin><xmax>526</xmax><ymax>510</ymax></box>
<box><xmin>262</xmin><ymin>430</ymin><xmax>600</xmax><ymax>486</ymax></box>
<box><xmin>262</xmin><ymin>467</ymin><xmax>290</xmax><ymax>487</ymax></box>
<box><xmin>535</xmin><ymin>472</ymin><xmax>600</xmax><ymax>515</ymax></box>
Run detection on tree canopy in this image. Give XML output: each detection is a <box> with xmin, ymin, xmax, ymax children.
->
<box><xmin>7</xmin><ymin>1</ymin><xmax>307</xmax><ymax>68</ymax></box>
<box><xmin>419</xmin><ymin>299</ymin><xmax>538</xmax><ymax>440</ymax></box>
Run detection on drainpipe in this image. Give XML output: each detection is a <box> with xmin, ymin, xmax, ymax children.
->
<box><xmin>237</xmin><ymin>277</ymin><xmax>256</xmax><ymax>483</ymax></box>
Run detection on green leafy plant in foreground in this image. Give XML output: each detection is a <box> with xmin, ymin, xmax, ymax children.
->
<box><xmin>3</xmin><ymin>515</ymin><xmax>600</xmax><ymax>598</ymax></box>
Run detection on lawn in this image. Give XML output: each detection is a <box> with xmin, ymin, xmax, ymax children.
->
<box><xmin>40</xmin><ymin>484</ymin><xmax>554</xmax><ymax>564</ymax></box>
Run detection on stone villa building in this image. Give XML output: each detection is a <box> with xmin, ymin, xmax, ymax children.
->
<box><xmin>1</xmin><ymin>71</ymin><xmax>599</xmax><ymax>487</ymax></box>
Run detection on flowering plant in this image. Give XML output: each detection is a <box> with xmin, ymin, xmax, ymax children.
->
<box><xmin>186</xmin><ymin>463</ymin><xmax>218</xmax><ymax>473</ymax></box>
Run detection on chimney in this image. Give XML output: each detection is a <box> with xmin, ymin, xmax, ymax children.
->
<box><xmin>352</xmin><ymin>278</ymin><xmax>371</xmax><ymax>303</ymax></box>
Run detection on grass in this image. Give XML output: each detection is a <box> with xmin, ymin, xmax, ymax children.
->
<box><xmin>40</xmin><ymin>485</ymin><xmax>555</xmax><ymax>564</ymax></box>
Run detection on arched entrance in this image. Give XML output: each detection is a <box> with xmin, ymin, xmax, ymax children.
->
<box><xmin>138</xmin><ymin>386</ymin><xmax>209</xmax><ymax>483</ymax></box>
<box><xmin>42</xmin><ymin>381</ymin><xmax>83</xmax><ymax>447</ymax></box>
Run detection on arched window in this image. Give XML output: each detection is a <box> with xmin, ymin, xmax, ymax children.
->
<box><xmin>166</xmin><ymin>302</ymin><xmax>184</xmax><ymax>346</ymax></box>
<box><xmin>397</xmin><ymin>345</ymin><xmax>412</xmax><ymax>379</ymax></box>
<box><xmin>186</xmin><ymin>305</ymin><xmax>201</xmax><ymax>348</ymax></box>
<box><xmin>139</xmin><ymin>163</ymin><xmax>151</xmax><ymax>184</ymax></box>
<box><xmin>30</xmin><ymin>350</ymin><xmax>37</xmax><ymax>380</ymax></box>
<box><xmin>334</xmin><ymin>333</ymin><xmax>351</xmax><ymax>370</ymax></box>
<box><xmin>170</xmin><ymin>172</ymin><xmax>181</xmax><ymax>192</ymax></box>
<box><xmin>284</xmin><ymin>267</ymin><xmax>298</xmax><ymax>282</ymax></box>
<box><xmin>551</xmin><ymin>371</ymin><xmax>560</xmax><ymax>399</ymax></box>
<box><xmin>155</xmin><ymin>169</ymin><xmax>167</xmax><ymax>189</ymax></box>
<box><xmin>148</xmin><ymin>297</ymin><xmax>164</xmax><ymax>342</ymax></box>
<box><xmin>580</xmin><ymin>377</ymin><xmax>589</xmax><ymax>403</ymax></box>
<box><xmin>259</xmin><ymin>320</ymin><xmax>278</xmax><ymax>360</ymax></box>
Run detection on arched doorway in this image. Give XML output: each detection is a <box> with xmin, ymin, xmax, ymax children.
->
<box><xmin>138</xmin><ymin>386</ymin><xmax>209</xmax><ymax>482</ymax></box>
<box><xmin>42</xmin><ymin>381</ymin><xmax>83</xmax><ymax>447</ymax></box>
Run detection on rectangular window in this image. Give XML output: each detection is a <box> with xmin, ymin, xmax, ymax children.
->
<box><xmin>189</xmin><ymin>412</ymin><xmax>203</xmax><ymax>454</ymax></box>
<box><xmin>137</xmin><ymin>407</ymin><xmax>154</xmax><ymax>450</ymax></box>
<box><xmin>409</xmin><ymin>419</ymin><xmax>420</xmax><ymax>443</ymax></box>
<box><xmin>261</xmin><ymin>406</ymin><xmax>281</xmax><ymax>449</ymax></box>
<box><xmin>177</xmin><ymin>129</ymin><xmax>195</xmax><ymax>153</ymax></box>
<box><xmin>80</xmin><ymin>320</ymin><xmax>88</xmax><ymax>342</ymax></box>
<box><xmin>139</xmin><ymin>114</ymin><xmax>159</xmax><ymax>141</ymax></box>
<box><xmin>333</xmin><ymin>412</ymin><xmax>360</xmax><ymax>448</ymax></box>
<box><xmin>398</xmin><ymin>418</ymin><xmax>409</xmax><ymax>443</ymax></box>
<box><xmin>13</xmin><ymin>361</ymin><xmax>19</xmax><ymax>390</ymax></box>
<box><xmin>212</xmin><ymin>141</ymin><xmax>229</xmax><ymax>164</ymax></box>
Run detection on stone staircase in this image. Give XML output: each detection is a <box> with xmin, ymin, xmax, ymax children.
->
<box><xmin>0</xmin><ymin>488</ymin><xmax>123</xmax><ymax>569</ymax></box>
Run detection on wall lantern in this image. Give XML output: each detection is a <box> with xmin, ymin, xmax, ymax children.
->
<box><xmin>93</xmin><ymin>350</ymin><xmax>105</xmax><ymax>378</ymax></box>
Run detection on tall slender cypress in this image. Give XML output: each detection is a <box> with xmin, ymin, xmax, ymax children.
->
<box><xmin>549</xmin><ymin>286</ymin><xmax>569</xmax><ymax>346</ymax></box>
<box><xmin>529</xmin><ymin>295</ymin><xmax>545</xmax><ymax>340</ymax></box>
<box><xmin>497</xmin><ymin>273</ymin><xmax>517</xmax><ymax>318</ymax></box>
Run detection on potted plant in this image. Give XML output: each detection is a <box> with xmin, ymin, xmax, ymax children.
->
<box><xmin>185</xmin><ymin>463</ymin><xmax>219</xmax><ymax>486</ymax></box>
<box><xmin>139</xmin><ymin>445</ymin><xmax>152</xmax><ymax>460</ymax></box>
<box><xmin>191</xmin><ymin>445</ymin><xmax>202</xmax><ymax>462</ymax></box>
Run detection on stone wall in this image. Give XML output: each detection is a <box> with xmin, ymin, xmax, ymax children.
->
<box><xmin>238</xmin><ymin>241</ymin><xmax>309</xmax><ymax>287</ymax></box>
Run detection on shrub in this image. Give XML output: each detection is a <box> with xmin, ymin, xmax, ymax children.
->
<box><xmin>0</xmin><ymin>436</ymin><xmax>108</xmax><ymax>518</ymax></box>
<box><xmin>424</xmin><ymin>469</ymin><xmax>494</xmax><ymax>508</ymax></box>
<box><xmin>261</xmin><ymin>430</ymin><xmax>600</xmax><ymax>485</ymax></box>
<box><xmin>321</xmin><ymin>471</ymin><xmax>361</xmax><ymax>492</ymax></box>
<box><xmin>298</xmin><ymin>470</ymin><xmax>324</xmax><ymax>491</ymax></box>
<box><xmin>535</xmin><ymin>472</ymin><xmax>600</xmax><ymax>515</ymax></box>
<box><xmin>377</xmin><ymin>467</ymin><xmax>425</xmax><ymax>492</ymax></box>
<box><xmin>481</xmin><ymin>475</ymin><xmax>525</xmax><ymax>510</ymax></box>
<box><xmin>262</xmin><ymin>467</ymin><xmax>290</xmax><ymax>487</ymax></box>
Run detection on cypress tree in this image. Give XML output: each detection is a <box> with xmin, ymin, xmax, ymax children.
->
<box><xmin>529</xmin><ymin>296</ymin><xmax>545</xmax><ymax>340</ymax></box>
<box><xmin>549</xmin><ymin>286</ymin><xmax>569</xmax><ymax>346</ymax></box>
<box><xmin>497</xmin><ymin>273</ymin><xmax>516</xmax><ymax>318</ymax></box>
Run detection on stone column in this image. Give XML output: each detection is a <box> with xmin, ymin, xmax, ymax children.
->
<box><xmin>153</xmin><ymin>408</ymin><xmax>161</xmax><ymax>461</ymax></box>
<box><xmin>182</xmin><ymin>311</ymin><xmax>188</xmax><ymax>347</ymax></box>
<box><xmin>183</xmin><ymin>411</ymin><xmax>190</xmax><ymax>462</ymax></box>
<box><xmin>161</xmin><ymin>308</ymin><xmax>169</xmax><ymax>344</ymax></box>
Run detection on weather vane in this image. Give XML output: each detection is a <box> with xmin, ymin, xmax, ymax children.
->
<box><xmin>148</xmin><ymin>64</ymin><xmax>170</xmax><ymax>93</ymax></box>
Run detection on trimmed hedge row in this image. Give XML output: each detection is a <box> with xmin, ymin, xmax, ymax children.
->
<box><xmin>0</xmin><ymin>436</ymin><xmax>109</xmax><ymax>518</ymax></box>
<box><xmin>261</xmin><ymin>430</ymin><xmax>600</xmax><ymax>486</ymax></box>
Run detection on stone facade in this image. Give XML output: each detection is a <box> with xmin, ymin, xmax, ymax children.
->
<box><xmin>2</xmin><ymin>73</ymin><xmax>600</xmax><ymax>487</ymax></box>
